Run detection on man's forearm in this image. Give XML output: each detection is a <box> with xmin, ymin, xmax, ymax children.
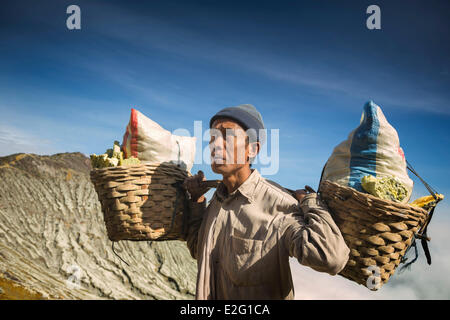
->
<box><xmin>283</xmin><ymin>193</ymin><xmax>350</xmax><ymax>275</ymax></box>
<box><xmin>183</xmin><ymin>198</ymin><xmax>207</xmax><ymax>260</ymax></box>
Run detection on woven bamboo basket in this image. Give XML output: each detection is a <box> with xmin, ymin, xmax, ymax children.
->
<box><xmin>90</xmin><ymin>162</ymin><xmax>191</xmax><ymax>241</ymax></box>
<box><xmin>319</xmin><ymin>180</ymin><xmax>429</xmax><ymax>290</ymax></box>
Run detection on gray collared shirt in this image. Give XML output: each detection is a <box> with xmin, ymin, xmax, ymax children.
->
<box><xmin>183</xmin><ymin>169</ymin><xmax>350</xmax><ymax>300</ymax></box>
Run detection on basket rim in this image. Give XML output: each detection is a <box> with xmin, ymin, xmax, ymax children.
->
<box><xmin>319</xmin><ymin>179</ymin><xmax>428</xmax><ymax>215</ymax></box>
<box><xmin>90</xmin><ymin>162</ymin><xmax>187</xmax><ymax>173</ymax></box>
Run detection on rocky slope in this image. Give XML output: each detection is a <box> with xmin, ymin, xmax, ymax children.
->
<box><xmin>0</xmin><ymin>152</ymin><xmax>197</xmax><ymax>299</ymax></box>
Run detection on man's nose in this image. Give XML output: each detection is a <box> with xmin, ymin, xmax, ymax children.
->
<box><xmin>210</xmin><ymin>135</ymin><xmax>225</xmax><ymax>155</ymax></box>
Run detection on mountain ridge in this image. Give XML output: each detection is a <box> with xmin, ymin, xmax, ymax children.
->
<box><xmin>0</xmin><ymin>152</ymin><xmax>197</xmax><ymax>300</ymax></box>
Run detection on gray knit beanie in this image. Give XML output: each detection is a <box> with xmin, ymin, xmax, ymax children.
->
<box><xmin>209</xmin><ymin>104</ymin><xmax>266</xmax><ymax>144</ymax></box>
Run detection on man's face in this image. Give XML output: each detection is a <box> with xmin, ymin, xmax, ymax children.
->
<box><xmin>210</xmin><ymin>118</ymin><xmax>257</xmax><ymax>175</ymax></box>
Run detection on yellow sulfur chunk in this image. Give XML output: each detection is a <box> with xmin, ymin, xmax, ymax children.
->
<box><xmin>90</xmin><ymin>154</ymin><xmax>118</xmax><ymax>168</ymax></box>
<box><xmin>118</xmin><ymin>151</ymin><xmax>124</xmax><ymax>166</ymax></box>
<box><xmin>361</xmin><ymin>175</ymin><xmax>408</xmax><ymax>202</ymax></box>
<box><xmin>411</xmin><ymin>194</ymin><xmax>444</xmax><ymax>210</ymax></box>
<box><xmin>122</xmin><ymin>157</ymin><xmax>140</xmax><ymax>166</ymax></box>
<box><xmin>112</xmin><ymin>141</ymin><xmax>122</xmax><ymax>158</ymax></box>
<box><xmin>91</xmin><ymin>141</ymin><xmax>140</xmax><ymax>168</ymax></box>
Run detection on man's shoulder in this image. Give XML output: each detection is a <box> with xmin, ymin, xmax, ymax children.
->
<box><xmin>255</xmin><ymin>176</ymin><xmax>299</xmax><ymax>208</ymax></box>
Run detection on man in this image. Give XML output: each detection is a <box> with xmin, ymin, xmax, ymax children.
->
<box><xmin>182</xmin><ymin>104</ymin><xmax>350</xmax><ymax>300</ymax></box>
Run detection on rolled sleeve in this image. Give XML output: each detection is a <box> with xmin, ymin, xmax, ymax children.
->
<box><xmin>281</xmin><ymin>193</ymin><xmax>350</xmax><ymax>275</ymax></box>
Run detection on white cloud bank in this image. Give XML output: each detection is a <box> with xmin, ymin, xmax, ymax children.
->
<box><xmin>291</xmin><ymin>210</ymin><xmax>450</xmax><ymax>300</ymax></box>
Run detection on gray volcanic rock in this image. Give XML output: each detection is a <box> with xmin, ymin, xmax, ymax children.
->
<box><xmin>0</xmin><ymin>152</ymin><xmax>197</xmax><ymax>299</ymax></box>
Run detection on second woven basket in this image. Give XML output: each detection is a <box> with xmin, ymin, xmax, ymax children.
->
<box><xmin>319</xmin><ymin>180</ymin><xmax>429</xmax><ymax>290</ymax></box>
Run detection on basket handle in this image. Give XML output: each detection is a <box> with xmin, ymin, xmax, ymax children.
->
<box><xmin>284</xmin><ymin>185</ymin><xmax>316</xmax><ymax>199</ymax></box>
<box><xmin>200</xmin><ymin>180</ymin><xmax>316</xmax><ymax>198</ymax></box>
<box><xmin>200</xmin><ymin>180</ymin><xmax>222</xmax><ymax>189</ymax></box>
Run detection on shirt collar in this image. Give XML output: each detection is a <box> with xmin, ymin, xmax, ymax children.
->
<box><xmin>215</xmin><ymin>169</ymin><xmax>260</xmax><ymax>203</ymax></box>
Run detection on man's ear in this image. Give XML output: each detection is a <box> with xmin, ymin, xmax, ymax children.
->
<box><xmin>248</xmin><ymin>141</ymin><xmax>260</xmax><ymax>159</ymax></box>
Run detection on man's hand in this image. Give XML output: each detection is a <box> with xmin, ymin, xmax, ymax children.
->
<box><xmin>294</xmin><ymin>189</ymin><xmax>308</xmax><ymax>203</ymax></box>
<box><xmin>294</xmin><ymin>185</ymin><xmax>316</xmax><ymax>203</ymax></box>
<box><xmin>183</xmin><ymin>170</ymin><xmax>209</xmax><ymax>203</ymax></box>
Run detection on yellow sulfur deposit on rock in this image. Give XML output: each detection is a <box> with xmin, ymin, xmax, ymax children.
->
<box><xmin>411</xmin><ymin>194</ymin><xmax>444</xmax><ymax>210</ymax></box>
<box><xmin>361</xmin><ymin>175</ymin><xmax>409</xmax><ymax>202</ymax></box>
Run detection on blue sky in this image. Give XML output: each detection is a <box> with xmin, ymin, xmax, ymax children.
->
<box><xmin>1</xmin><ymin>0</ymin><xmax>450</xmax><ymax>298</ymax></box>
<box><xmin>1</xmin><ymin>0</ymin><xmax>449</xmax><ymax>192</ymax></box>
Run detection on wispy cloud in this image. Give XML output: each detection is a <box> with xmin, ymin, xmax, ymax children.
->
<box><xmin>79</xmin><ymin>2</ymin><xmax>450</xmax><ymax>116</ymax></box>
<box><xmin>12</xmin><ymin>1</ymin><xmax>447</xmax><ymax>118</ymax></box>
<box><xmin>0</xmin><ymin>125</ymin><xmax>57</xmax><ymax>156</ymax></box>
<box><xmin>0</xmin><ymin>98</ymin><xmax>126</xmax><ymax>156</ymax></box>
<box><xmin>249</xmin><ymin>64</ymin><xmax>450</xmax><ymax>115</ymax></box>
